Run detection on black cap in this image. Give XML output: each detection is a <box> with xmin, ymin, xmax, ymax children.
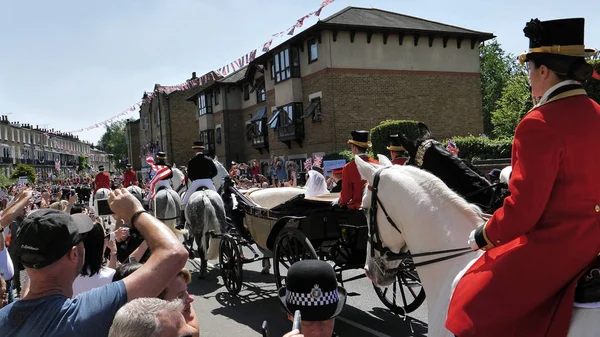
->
<box><xmin>126</xmin><ymin>164</ymin><xmax>132</xmax><ymax>168</ymax></box>
<box><xmin>16</xmin><ymin>209</ymin><xmax>94</xmax><ymax>269</ymax></box>
<box><xmin>278</xmin><ymin>260</ymin><xmax>346</xmax><ymax>321</ymax></box>
<box><xmin>98</xmin><ymin>165</ymin><xmax>104</xmax><ymax>171</ymax></box>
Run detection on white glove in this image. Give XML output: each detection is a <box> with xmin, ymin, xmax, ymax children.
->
<box><xmin>468</xmin><ymin>228</ymin><xmax>479</xmax><ymax>251</ymax></box>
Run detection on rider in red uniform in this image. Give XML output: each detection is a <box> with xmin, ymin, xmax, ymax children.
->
<box><xmin>387</xmin><ymin>134</ymin><xmax>408</xmax><ymax>165</ymax></box>
<box><xmin>333</xmin><ymin>130</ymin><xmax>378</xmax><ymax>210</ymax></box>
<box><xmin>93</xmin><ymin>165</ymin><xmax>111</xmax><ymax>193</ymax></box>
<box><xmin>447</xmin><ymin>18</ymin><xmax>600</xmax><ymax>337</ymax></box>
<box><xmin>123</xmin><ymin>164</ymin><xmax>138</xmax><ymax>187</ymax></box>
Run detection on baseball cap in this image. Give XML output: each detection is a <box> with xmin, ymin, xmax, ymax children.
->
<box><xmin>16</xmin><ymin>209</ymin><xmax>94</xmax><ymax>269</ymax></box>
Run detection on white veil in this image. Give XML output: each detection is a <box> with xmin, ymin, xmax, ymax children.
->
<box><xmin>305</xmin><ymin>170</ymin><xmax>330</xmax><ymax>197</ymax></box>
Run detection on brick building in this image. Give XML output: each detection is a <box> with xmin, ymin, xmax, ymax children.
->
<box><xmin>188</xmin><ymin>7</ymin><xmax>493</xmax><ymax>170</ymax></box>
<box><xmin>125</xmin><ymin>120</ymin><xmax>141</xmax><ymax>170</ymax></box>
<box><xmin>0</xmin><ymin>115</ymin><xmax>93</xmax><ymax>179</ymax></box>
<box><xmin>133</xmin><ymin>72</ymin><xmax>218</xmax><ymax>179</ymax></box>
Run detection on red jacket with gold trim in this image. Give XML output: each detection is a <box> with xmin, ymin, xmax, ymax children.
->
<box><xmin>94</xmin><ymin>172</ymin><xmax>110</xmax><ymax>193</ymax></box>
<box><xmin>338</xmin><ymin>155</ymin><xmax>378</xmax><ymax>210</ymax></box>
<box><xmin>123</xmin><ymin>170</ymin><xmax>137</xmax><ymax>187</ymax></box>
<box><xmin>446</xmin><ymin>93</ymin><xmax>600</xmax><ymax>337</ymax></box>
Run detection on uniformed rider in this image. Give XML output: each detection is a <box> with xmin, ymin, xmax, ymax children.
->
<box><xmin>180</xmin><ymin>141</ymin><xmax>217</xmax><ymax>223</ymax></box>
<box><xmin>387</xmin><ymin>134</ymin><xmax>408</xmax><ymax>165</ymax></box>
<box><xmin>123</xmin><ymin>163</ymin><xmax>138</xmax><ymax>187</ymax></box>
<box><xmin>148</xmin><ymin>151</ymin><xmax>173</xmax><ymax>198</ymax></box>
<box><xmin>93</xmin><ymin>165</ymin><xmax>110</xmax><ymax>193</ymax></box>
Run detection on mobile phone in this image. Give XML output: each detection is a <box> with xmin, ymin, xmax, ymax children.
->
<box><xmin>292</xmin><ymin>310</ymin><xmax>301</xmax><ymax>332</ymax></box>
<box><xmin>95</xmin><ymin>199</ymin><xmax>114</xmax><ymax>216</ymax></box>
<box><xmin>261</xmin><ymin>320</ymin><xmax>269</xmax><ymax>337</ymax></box>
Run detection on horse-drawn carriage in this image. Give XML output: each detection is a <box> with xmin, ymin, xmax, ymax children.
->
<box><xmin>216</xmin><ymin>184</ymin><xmax>426</xmax><ymax>315</ymax></box>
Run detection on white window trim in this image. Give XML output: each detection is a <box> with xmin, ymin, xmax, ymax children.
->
<box><xmin>308</xmin><ymin>91</ymin><xmax>322</xmax><ymax>101</ymax></box>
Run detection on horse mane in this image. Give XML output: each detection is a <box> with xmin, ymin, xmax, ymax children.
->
<box><xmin>395</xmin><ymin>165</ymin><xmax>485</xmax><ymax>225</ymax></box>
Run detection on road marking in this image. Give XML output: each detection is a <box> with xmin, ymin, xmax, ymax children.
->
<box><xmin>336</xmin><ymin>316</ymin><xmax>393</xmax><ymax>337</ymax></box>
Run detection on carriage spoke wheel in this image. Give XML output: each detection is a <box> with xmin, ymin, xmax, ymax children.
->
<box><xmin>373</xmin><ymin>266</ymin><xmax>426</xmax><ymax>315</ymax></box>
<box><xmin>273</xmin><ymin>227</ymin><xmax>318</xmax><ymax>290</ymax></box>
<box><xmin>219</xmin><ymin>234</ymin><xmax>243</xmax><ymax>295</ymax></box>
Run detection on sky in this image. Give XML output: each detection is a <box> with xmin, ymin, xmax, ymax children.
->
<box><xmin>2</xmin><ymin>0</ymin><xmax>599</xmax><ymax>144</ymax></box>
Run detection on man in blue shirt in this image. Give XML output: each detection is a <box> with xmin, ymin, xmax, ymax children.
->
<box><xmin>0</xmin><ymin>188</ymin><xmax>189</xmax><ymax>336</ymax></box>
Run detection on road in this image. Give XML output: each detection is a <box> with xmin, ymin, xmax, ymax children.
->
<box><xmin>187</xmin><ymin>249</ymin><xmax>429</xmax><ymax>337</ymax></box>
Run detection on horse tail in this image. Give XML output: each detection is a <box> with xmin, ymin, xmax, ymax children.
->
<box><xmin>201</xmin><ymin>191</ymin><xmax>221</xmax><ymax>260</ymax></box>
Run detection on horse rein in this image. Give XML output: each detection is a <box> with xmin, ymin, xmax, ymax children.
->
<box><xmin>368</xmin><ymin>166</ymin><xmax>473</xmax><ymax>275</ymax></box>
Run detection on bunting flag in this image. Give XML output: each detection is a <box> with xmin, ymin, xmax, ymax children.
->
<box><xmin>313</xmin><ymin>155</ymin><xmax>323</xmax><ymax>168</ymax></box>
<box><xmin>56</xmin><ymin>0</ymin><xmax>336</xmax><ymax>136</ymax></box>
<box><xmin>304</xmin><ymin>158</ymin><xmax>313</xmax><ymax>171</ymax></box>
<box><xmin>146</xmin><ymin>154</ymin><xmax>155</xmax><ymax>166</ymax></box>
<box><xmin>447</xmin><ymin>139</ymin><xmax>459</xmax><ymax>156</ymax></box>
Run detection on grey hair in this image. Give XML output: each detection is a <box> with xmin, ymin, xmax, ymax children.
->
<box><xmin>108</xmin><ymin>298</ymin><xmax>184</xmax><ymax>337</ymax></box>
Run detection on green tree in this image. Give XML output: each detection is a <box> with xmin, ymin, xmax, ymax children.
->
<box><xmin>11</xmin><ymin>164</ymin><xmax>36</xmax><ymax>183</ymax></box>
<box><xmin>480</xmin><ymin>39</ymin><xmax>519</xmax><ymax>136</ymax></box>
<box><xmin>491</xmin><ymin>73</ymin><xmax>532</xmax><ymax>138</ymax></box>
<box><xmin>98</xmin><ymin>120</ymin><xmax>129</xmax><ymax>170</ymax></box>
<box><xmin>78</xmin><ymin>155</ymin><xmax>88</xmax><ymax>172</ymax></box>
<box><xmin>0</xmin><ymin>174</ymin><xmax>15</xmax><ymax>188</ymax></box>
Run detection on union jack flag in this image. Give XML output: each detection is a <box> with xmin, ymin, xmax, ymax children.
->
<box><xmin>148</xmin><ymin>165</ymin><xmax>172</xmax><ymax>200</ymax></box>
<box><xmin>304</xmin><ymin>158</ymin><xmax>313</xmax><ymax>171</ymax></box>
<box><xmin>447</xmin><ymin>139</ymin><xmax>459</xmax><ymax>156</ymax></box>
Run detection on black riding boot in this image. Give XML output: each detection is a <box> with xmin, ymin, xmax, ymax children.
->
<box><xmin>176</xmin><ymin>211</ymin><xmax>186</xmax><ymax>230</ymax></box>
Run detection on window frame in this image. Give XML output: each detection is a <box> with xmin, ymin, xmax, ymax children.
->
<box><xmin>308</xmin><ymin>38</ymin><xmax>318</xmax><ymax>63</ymax></box>
<box><xmin>256</xmin><ymin>82</ymin><xmax>266</xmax><ymax>103</ymax></box>
<box><xmin>271</xmin><ymin>47</ymin><xmax>300</xmax><ymax>84</ymax></box>
<box><xmin>198</xmin><ymin>92</ymin><xmax>213</xmax><ymax>116</ymax></box>
<box><xmin>214</xmin><ymin>88</ymin><xmax>220</xmax><ymax>106</ymax></box>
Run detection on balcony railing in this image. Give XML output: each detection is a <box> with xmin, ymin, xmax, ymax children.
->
<box><xmin>278</xmin><ymin>121</ymin><xmax>304</xmax><ymax>142</ymax></box>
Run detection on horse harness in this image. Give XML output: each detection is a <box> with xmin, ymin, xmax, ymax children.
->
<box><xmin>368</xmin><ymin>166</ymin><xmax>473</xmax><ymax>275</ymax></box>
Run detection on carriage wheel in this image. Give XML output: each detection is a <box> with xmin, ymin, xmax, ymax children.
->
<box><xmin>219</xmin><ymin>234</ymin><xmax>243</xmax><ymax>295</ymax></box>
<box><xmin>273</xmin><ymin>227</ymin><xmax>318</xmax><ymax>290</ymax></box>
<box><xmin>373</xmin><ymin>267</ymin><xmax>426</xmax><ymax>315</ymax></box>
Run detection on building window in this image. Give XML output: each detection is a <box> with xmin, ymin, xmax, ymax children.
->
<box><xmin>199</xmin><ymin>130</ymin><xmax>215</xmax><ymax>155</ymax></box>
<box><xmin>198</xmin><ymin>92</ymin><xmax>213</xmax><ymax>116</ymax></box>
<box><xmin>301</xmin><ymin>97</ymin><xmax>322</xmax><ymax>122</ymax></box>
<box><xmin>271</xmin><ymin>47</ymin><xmax>300</xmax><ymax>84</ymax></box>
<box><xmin>256</xmin><ymin>82</ymin><xmax>266</xmax><ymax>103</ymax></box>
<box><xmin>216</xmin><ymin>127</ymin><xmax>222</xmax><ymax>144</ymax></box>
<box><xmin>243</xmin><ymin>84</ymin><xmax>250</xmax><ymax>101</ymax></box>
<box><xmin>308</xmin><ymin>38</ymin><xmax>318</xmax><ymax>63</ymax></box>
<box><xmin>215</xmin><ymin>88</ymin><xmax>220</xmax><ymax>106</ymax></box>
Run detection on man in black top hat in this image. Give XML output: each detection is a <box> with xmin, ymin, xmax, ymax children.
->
<box><xmin>280</xmin><ymin>260</ymin><xmax>346</xmax><ymax>337</ymax></box>
<box><xmin>182</xmin><ymin>141</ymin><xmax>217</xmax><ymax>206</ymax></box>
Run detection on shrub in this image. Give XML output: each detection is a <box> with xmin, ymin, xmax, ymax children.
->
<box><xmin>10</xmin><ymin>164</ymin><xmax>36</xmax><ymax>184</ymax></box>
<box><xmin>323</xmin><ymin>150</ymin><xmax>354</xmax><ymax>162</ymax></box>
<box><xmin>370</xmin><ymin>120</ymin><xmax>420</xmax><ymax>156</ymax></box>
<box><xmin>444</xmin><ymin>136</ymin><xmax>513</xmax><ymax>161</ymax></box>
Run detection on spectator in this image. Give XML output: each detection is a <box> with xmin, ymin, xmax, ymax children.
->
<box><xmin>279</xmin><ymin>260</ymin><xmax>346</xmax><ymax>337</ymax></box>
<box><xmin>0</xmin><ymin>188</ymin><xmax>188</xmax><ymax>336</ymax></box>
<box><xmin>108</xmin><ymin>298</ymin><xmax>195</xmax><ymax>337</ymax></box>
<box><xmin>72</xmin><ymin>223</ymin><xmax>119</xmax><ymax>296</ymax></box>
<box><xmin>111</xmin><ymin>263</ymin><xmax>199</xmax><ymax>337</ymax></box>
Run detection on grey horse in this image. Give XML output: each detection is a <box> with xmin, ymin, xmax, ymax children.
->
<box><xmin>185</xmin><ymin>188</ymin><xmax>227</xmax><ymax>278</ymax></box>
<box><xmin>152</xmin><ymin>185</ymin><xmax>184</xmax><ymax>236</ymax></box>
<box><xmin>126</xmin><ymin>185</ymin><xmax>145</xmax><ymax>204</ymax></box>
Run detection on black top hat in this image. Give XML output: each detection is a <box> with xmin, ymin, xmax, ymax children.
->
<box><xmin>278</xmin><ymin>260</ymin><xmax>346</xmax><ymax>321</ymax></box>
<box><xmin>98</xmin><ymin>165</ymin><xmax>105</xmax><ymax>171</ymax></box>
<box><xmin>156</xmin><ymin>151</ymin><xmax>166</xmax><ymax>160</ymax></box>
<box><xmin>518</xmin><ymin>18</ymin><xmax>597</xmax><ymax>65</ymax></box>
<box><xmin>192</xmin><ymin>141</ymin><xmax>205</xmax><ymax>150</ymax></box>
<box><xmin>386</xmin><ymin>134</ymin><xmax>405</xmax><ymax>152</ymax></box>
<box><xmin>126</xmin><ymin>163</ymin><xmax>132</xmax><ymax>168</ymax></box>
<box><xmin>347</xmin><ymin>130</ymin><xmax>371</xmax><ymax>149</ymax></box>
<box><xmin>16</xmin><ymin>209</ymin><xmax>94</xmax><ymax>269</ymax></box>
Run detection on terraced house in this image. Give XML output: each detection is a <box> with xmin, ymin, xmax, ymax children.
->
<box><xmin>186</xmin><ymin>6</ymin><xmax>493</xmax><ymax>170</ymax></box>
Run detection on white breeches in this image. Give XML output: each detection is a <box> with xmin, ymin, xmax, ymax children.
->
<box><xmin>182</xmin><ymin>179</ymin><xmax>216</xmax><ymax>205</ymax></box>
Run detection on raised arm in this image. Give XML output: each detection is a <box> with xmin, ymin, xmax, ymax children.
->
<box><xmin>108</xmin><ymin>188</ymin><xmax>188</xmax><ymax>301</ymax></box>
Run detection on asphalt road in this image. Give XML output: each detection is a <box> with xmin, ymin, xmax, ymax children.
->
<box><xmin>187</xmin><ymin>247</ymin><xmax>429</xmax><ymax>337</ymax></box>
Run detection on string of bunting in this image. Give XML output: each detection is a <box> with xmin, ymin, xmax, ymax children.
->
<box><xmin>63</xmin><ymin>0</ymin><xmax>335</xmax><ymax>135</ymax></box>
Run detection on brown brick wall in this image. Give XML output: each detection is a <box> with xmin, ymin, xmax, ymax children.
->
<box><xmin>164</xmin><ymin>89</ymin><xmax>200</xmax><ymax>167</ymax></box>
<box><xmin>126</xmin><ymin>121</ymin><xmax>142</xmax><ymax>170</ymax></box>
<box><xmin>327</xmin><ymin>69</ymin><xmax>483</xmax><ymax>152</ymax></box>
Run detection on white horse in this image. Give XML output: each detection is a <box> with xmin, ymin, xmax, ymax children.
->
<box><xmin>356</xmin><ymin>155</ymin><xmax>599</xmax><ymax>337</ymax></box>
<box><xmin>171</xmin><ymin>159</ymin><xmax>229</xmax><ymax>196</ymax></box>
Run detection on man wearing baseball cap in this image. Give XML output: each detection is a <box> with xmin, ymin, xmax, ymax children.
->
<box><xmin>0</xmin><ymin>188</ymin><xmax>189</xmax><ymax>337</ymax></box>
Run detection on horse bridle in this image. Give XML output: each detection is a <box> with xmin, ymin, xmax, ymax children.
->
<box><xmin>368</xmin><ymin>166</ymin><xmax>473</xmax><ymax>275</ymax></box>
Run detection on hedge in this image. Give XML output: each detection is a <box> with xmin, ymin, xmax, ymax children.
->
<box><xmin>323</xmin><ymin>150</ymin><xmax>355</xmax><ymax>162</ymax></box>
<box><xmin>11</xmin><ymin>164</ymin><xmax>36</xmax><ymax>184</ymax></box>
<box><xmin>370</xmin><ymin>120</ymin><xmax>421</xmax><ymax>157</ymax></box>
<box><xmin>446</xmin><ymin>136</ymin><xmax>513</xmax><ymax>161</ymax></box>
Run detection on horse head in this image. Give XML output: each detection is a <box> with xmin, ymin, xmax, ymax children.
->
<box><xmin>171</xmin><ymin>167</ymin><xmax>186</xmax><ymax>191</ymax></box>
<box><xmin>126</xmin><ymin>185</ymin><xmax>144</xmax><ymax>204</ymax></box>
<box><xmin>399</xmin><ymin>123</ymin><xmax>497</xmax><ymax>211</ymax></box>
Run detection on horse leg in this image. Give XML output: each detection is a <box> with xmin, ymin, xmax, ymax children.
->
<box><xmin>261</xmin><ymin>258</ymin><xmax>271</xmax><ymax>275</ymax></box>
<box><xmin>195</xmin><ymin>233</ymin><xmax>208</xmax><ymax>279</ymax></box>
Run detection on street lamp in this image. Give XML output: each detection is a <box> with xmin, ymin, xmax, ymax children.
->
<box><xmin>108</xmin><ymin>154</ymin><xmax>114</xmax><ymax>173</ymax></box>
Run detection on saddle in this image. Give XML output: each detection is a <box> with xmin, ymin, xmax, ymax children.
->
<box><xmin>575</xmin><ymin>257</ymin><xmax>600</xmax><ymax>303</ymax></box>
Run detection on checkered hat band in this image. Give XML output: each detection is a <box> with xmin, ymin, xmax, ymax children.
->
<box><xmin>286</xmin><ymin>289</ymin><xmax>339</xmax><ymax>307</ymax></box>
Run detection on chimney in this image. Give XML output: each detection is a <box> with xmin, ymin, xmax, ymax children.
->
<box><xmin>192</xmin><ymin>72</ymin><xmax>197</xmax><ymax>79</ymax></box>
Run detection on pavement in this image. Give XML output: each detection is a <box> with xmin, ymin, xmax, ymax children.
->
<box><xmin>187</xmin><ymin>247</ymin><xmax>429</xmax><ymax>337</ymax></box>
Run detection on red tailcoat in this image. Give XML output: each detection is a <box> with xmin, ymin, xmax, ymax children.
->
<box><xmin>93</xmin><ymin>172</ymin><xmax>110</xmax><ymax>193</ymax></box>
<box><xmin>339</xmin><ymin>155</ymin><xmax>378</xmax><ymax>210</ymax></box>
<box><xmin>391</xmin><ymin>157</ymin><xmax>407</xmax><ymax>165</ymax></box>
<box><xmin>123</xmin><ymin>170</ymin><xmax>137</xmax><ymax>187</ymax></box>
<box><xmin>447</xmin><ymin>92</ymin><xmax>600</xmax><ymax>336</ymax></box>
